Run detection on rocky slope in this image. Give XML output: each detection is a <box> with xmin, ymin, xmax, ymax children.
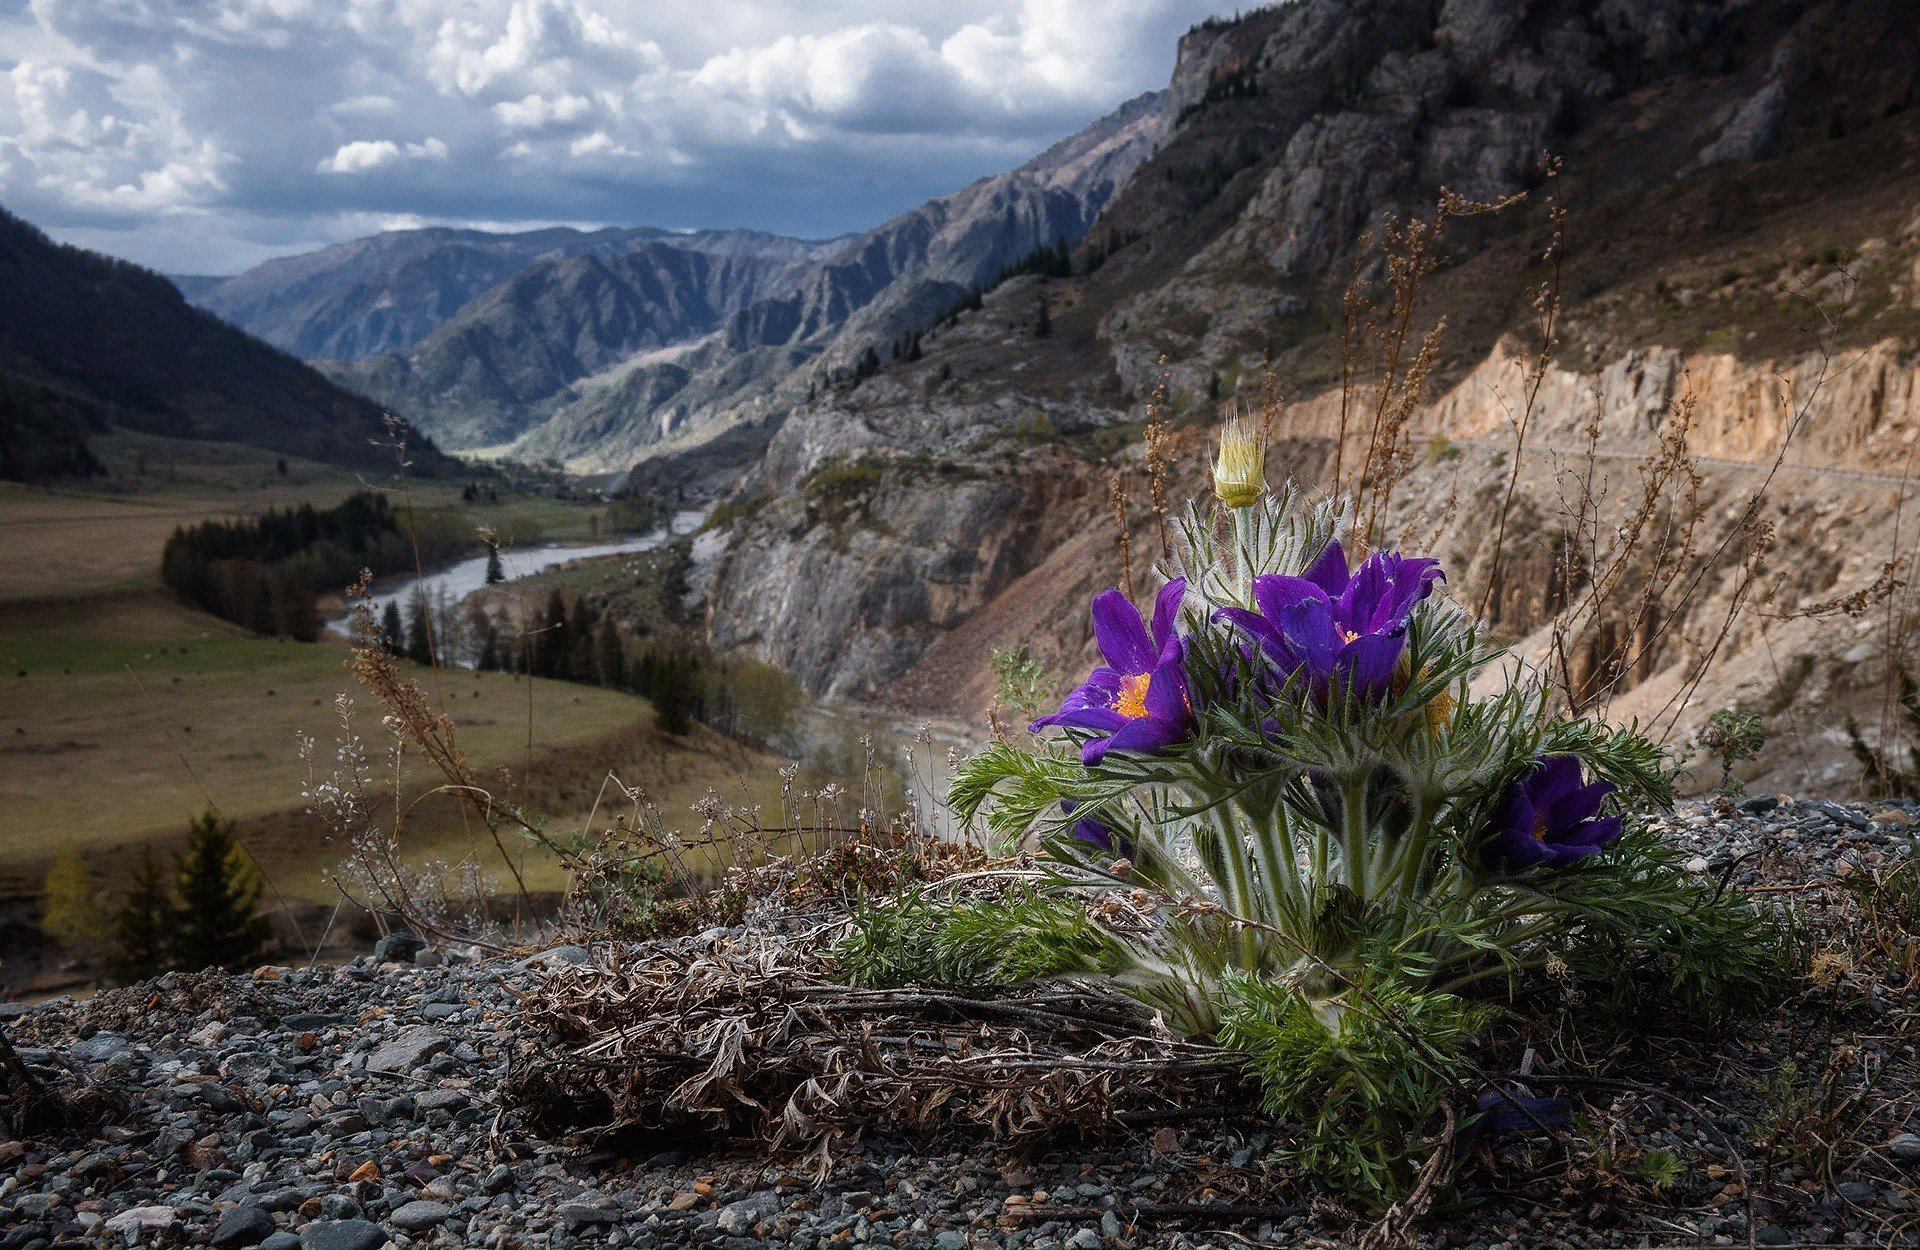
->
<box><xmin>0</xmin><ymin>207</ymin><xmax>454</xmax><ymax>479</ymax></box>
<box><xmin>687</xmin><ymin>0</ymin><xmax>1920</xmax><ymax>793</ymax></box>
<box><xmin>1</xmin><ymin>797</ymin><xmax>1915</xmax><ymax>1249</ymax></box>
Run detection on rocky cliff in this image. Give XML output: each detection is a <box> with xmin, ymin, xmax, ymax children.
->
<box><xmin>688</xmin><ymin>0</ymin><xmax>1920</xmax><ymax>792</ymax></box>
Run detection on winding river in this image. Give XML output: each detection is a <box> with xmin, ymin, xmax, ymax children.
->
<box><xmin>325</xmin><ymin>509</ymin><xmax>707</xmax><ymax>642</ymax></box>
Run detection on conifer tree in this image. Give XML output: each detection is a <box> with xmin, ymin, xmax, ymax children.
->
<box><xmin>169</xmin><ymin>810</ymin><xmax>270</xmax><ymax>973</ymax></box>
<box><xmin>1035</xmin><ymin>294</ymin><xmax>1052</xmax><ymax>339</ymax></box>
<box><xmin>539</xmin><ymin>589</ymin><xmax>569</xmax><ymax>678</ymax></box>
<box><xmin>484</xmin><ymin>543</ymin><xmax>504</xmax><ymax>585</ymax></box>
<box><xmin>595</xmin><ymin>616</ymin><xmax>625</xmax><ymax>689</ymax></box>
<box><xmin>566</xmin><ymin>596</ymin><xmax>595</xmax><ymax>683</ymax></box>
<box><xmin>652</xmin><ymin>652</ymin><xmax>694</xmax><ymax>736</ymax></box>
<box><xmin>380</xmin><ymin>601</ymin><xmax>405</xmax><ymax>656</ymax></box>
<box><xmin>405</xmin><ymin>591</ymin><xmax>434</xmax><ymax>666</ymax></box>
<box><xmin>111</xmin><ymin>848</ymin><xmax>174</xmax><ymax>983</ymax></box>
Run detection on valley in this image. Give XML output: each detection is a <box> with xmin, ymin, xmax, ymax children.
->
<box><xmin>0</xmin><ymin>441</ymin><xmax>789</xmax><ymax>923</ymax></box>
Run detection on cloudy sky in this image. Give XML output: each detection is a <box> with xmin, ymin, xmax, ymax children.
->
<box><xmin>0</xmin><ymin>0</ymin><xmax>1229</xmax><ymax>275</ymax></box>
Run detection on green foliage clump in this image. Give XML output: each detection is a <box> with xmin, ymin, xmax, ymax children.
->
<box><xmin>169</xmin><ymin>810</ymin><xmax>272</xmax><ymax>973</ymax></box>
<box><xmin>990</xmin><ymin>644</ymin><xmax>1051</xmax><ymax>719</ymax></box>
<box><xmin>1218</xmin><ymin>973</ymin><xmax>1492</xmax><ymax>1205</ymax></box>
<box><xmin>1547</xmin><ymin>828</ymin><xmax>1799</xmax><ymax>1030</ymax></box>
<box><xmin>834</xmin><ymin>891</ymin><xmax>1109</xmax><ymax>994</ymax></box>
<box><xmin>110</xmin><ymin>812</ymin><xmax>271</xmax><ymax>981</ymax></box>
<box><xmin>802</xmin><ymin>456</ymin><xmax>887</xmax><ymax>523</ymax></box>
<box><xmin>1689</xmin><ymin>708</ymin><xmax>1766</xmax><ymax>794</ymax></box>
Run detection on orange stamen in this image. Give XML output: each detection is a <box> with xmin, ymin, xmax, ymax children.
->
<box><xmin>1114</xmin><ymin>672</ymin><xmax>1152</xmax><ymax>720</ymax></box>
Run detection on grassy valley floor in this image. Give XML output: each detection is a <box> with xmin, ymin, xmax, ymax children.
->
<box><xmin>0</xmin><ymin>433</ymin><xmax>786</xmax><ymax>913</ymax></box>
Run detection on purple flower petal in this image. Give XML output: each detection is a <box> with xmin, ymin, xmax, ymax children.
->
<box><xmin>1090</xmin><ymin>588</ymin><xmax>1156</xmax><ymax>675</ymax></box>
<box><xmin>1333</xmin><ymin>632</ymin><xmax>1403</xmax><ymax>697</ymax></box>
<box><xmin>1543</xmin><ymin>780</ymin><xmax>1614</xmax><ymax>830</ymax></box>
<box><xmin>1302</xmin><ymin>540</ymin><xmax>1350</xmax><ymax>597</ymax></box>
<box><xmin>1529</xmin><ymin>755</ymin><xmax>1585</xmax><ymax>803</ymax></box>
<box><xmin>1032</xmin><ymin>705</ymin><xmax>1131</xmax><ymax>734</ymax></box>
<box><xmin>1150</xmin><ymin>578</ymin><xmax>1188</xmax><ymax>654</ymax></box>
<box><xmin>1278</xmin><ymin>599</ymin><xmax>1345</xmax><ymax>675</ymax></box>
<box><xmin>1251</xmin><ymin>574</ymin><xmax>1331</xmax><ymax>622</ymax></box>
<box><xmin>1143</xmin><ymin>656</ymin><xmax>1191</xmax><ymax>725</ymax></box>
<box><xmin>1100</xmin><ymin>716</ymin><xmax>1185</xmax><ymax>758</ymax></box>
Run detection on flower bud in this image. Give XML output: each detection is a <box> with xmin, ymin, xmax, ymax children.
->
<box><xmin>1213</xmin><ymin>416</ymin><xmax>1265</xmax><ymax>509</ymax></box>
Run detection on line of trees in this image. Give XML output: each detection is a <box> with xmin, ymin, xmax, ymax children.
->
<box><xmin>373</xmin><ymin>586</ymin><xmax>800</xmax><ymax>744</ymax></box>
<box><xmin>160</xmin><ymin>492</ymin><xmax>473</xmax><ymax>639</ymax></box>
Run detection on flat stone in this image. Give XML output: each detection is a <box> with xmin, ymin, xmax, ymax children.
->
<box><xmin>299</xmin><ymin>1219</ymin><xmax>388</xmax><ymax>1250</ymax></box>
<box><xmin>562</xmin><ymin>1203</ymin><xmax>621</xmax><ymax>1228</ymax></box>
<box><xmin>104</xmin><ymin>1205</ymin><xmax>175</xmax><ymax>1232</ymax></box>
<box><xmin>1891</xmin><ymin>1132</ymin><xmax>1920</xmax><ymax>1162</ymax></box>
<box><xmin>261</xmin><ymin>1235</ymin><xmax>301</xmax><ymax>1250</ymax></box>
<box><xmin>715</xmin><ymin>1192</ymin><xmax>779</xmax><ymax>1235</ymax></box>
<box><xmin>366</xmin><ymin>1026</ymin><xmax>448</xmax><ymax>1076</ymax></box>
<box><xmin>212</xmin><ymin>1203</ymin><xmax>277</xmax><ymax>1247</ymax></box>
<box><xmin>389</xmin><ymin>1199</ymin><xmax>454</xmax><ymax>1231</ymax></box>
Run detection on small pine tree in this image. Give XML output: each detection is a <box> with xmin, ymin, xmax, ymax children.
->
<box><xmin>595</xmin><ymin>616</ymin><xmax>625</xmax><ymax>689</ymax></box>
<box><xmin>405</xmin><ymin>591</ymin><xmax>434</xmax><ymax>666</ymax></box>
<box><xmin>169</xmin><ymin>810</ymin><xmax>271</xmax><ymax>973</ymax></box>
<box><xmin>484</xmin><ymin>544</ymin><xmax>504</xmax><ymax>585</ymax></box>
<box><xmin>539</xmin><ymin>589</ymin><xmax>569</xmax><ymax>679</ymax></box>
<box><xmin>380</xmin><ymin>601</ymin><xmax>405</xmax><ymax>656</ymax></box>
<box><xmin>1035</xmin><ymin>295</ymin><xmax>1051</xmax><ymax>339</ymax></box>
<box><xmin>111</xmin><ymin>848</ymin><xmax>175</xmax><ymax>983</ymax></box>
<box><xmin>40</xmin><ymin>848</ymin><xmax>105</xmax><ymax>951</ymax></box>
<box><xmin>653</xmin><ymin>653</ymin><xmax>695</xmax><ymax>736</ymax></box>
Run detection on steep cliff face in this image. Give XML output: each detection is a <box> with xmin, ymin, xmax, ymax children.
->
<box><xmin>690</xmin><ymin>0</ymin><xmax>1920</xmax><ymax>791</ymax></box>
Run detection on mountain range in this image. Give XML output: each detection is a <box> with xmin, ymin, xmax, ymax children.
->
<box><xmin>180</xmin><ymin>91</ymin><xmax>1165</xmax><ymax>475</ymax></box>
<box><xmin>0</xmin><ymin>208</ymin><xmax>453</xmax><ymax>480</ymax></box>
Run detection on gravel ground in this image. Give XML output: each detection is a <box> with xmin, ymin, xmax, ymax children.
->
<box><xmin>1</xmin><ymin>796</ymin><xmax>1916</xmax><ymax>1250</ymax></box>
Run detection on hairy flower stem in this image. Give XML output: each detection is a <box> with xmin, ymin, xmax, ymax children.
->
<box><xmin>1341</xmin><ymin>777</ymin><xmax>1370</xmax><ymax>894</ymax></box>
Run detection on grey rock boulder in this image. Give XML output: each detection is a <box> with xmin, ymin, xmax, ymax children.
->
<box><xmin>366</xmin><ymin>1026</ymin><xmax>447</xmax><ymax>1076</ymax></box>
<box><xmin>389</xmin><ymin>1200</ymin><xmax>454</xmax><ymax>1232</ymax></box>
<box><xmin>299</xmin><ymin>1220</ymin><xmax>387</xmax><ymax>1250</ymax></box>
<box><xmin>212</xmin><ymin>1203</ymin><xmax>276</xmax><ymax>1247</ymax></box>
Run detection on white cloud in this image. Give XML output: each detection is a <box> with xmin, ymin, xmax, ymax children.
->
<box><xmin>3</xmin><ymin>0</ymin><xmax>1228</xmax><ymax>271</ymax></box>
<box><xmin>493</xmin><ymin>91</ymin><xmax>593</xmax><ymax>128</ymax></box>
<box><xmin>317</xmin><ymin>135</ymin><xmax>448</xmax><ymax>173</ymax></box>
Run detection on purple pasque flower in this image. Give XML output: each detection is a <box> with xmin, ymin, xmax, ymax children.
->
<box><xmin>1214</xmin><ymin>539</ymin><xmax>1442</xmax><ymax>702</ymax></box>
<box><xmin>1031</xmin><ymin>579</ymin><xmax>1194</xmax><ymax>765</ymax></box>
<box><xmin>1488</xmin><ymin>755</ymin><xmax>1623</xmax><ymax>870</ymax></box>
